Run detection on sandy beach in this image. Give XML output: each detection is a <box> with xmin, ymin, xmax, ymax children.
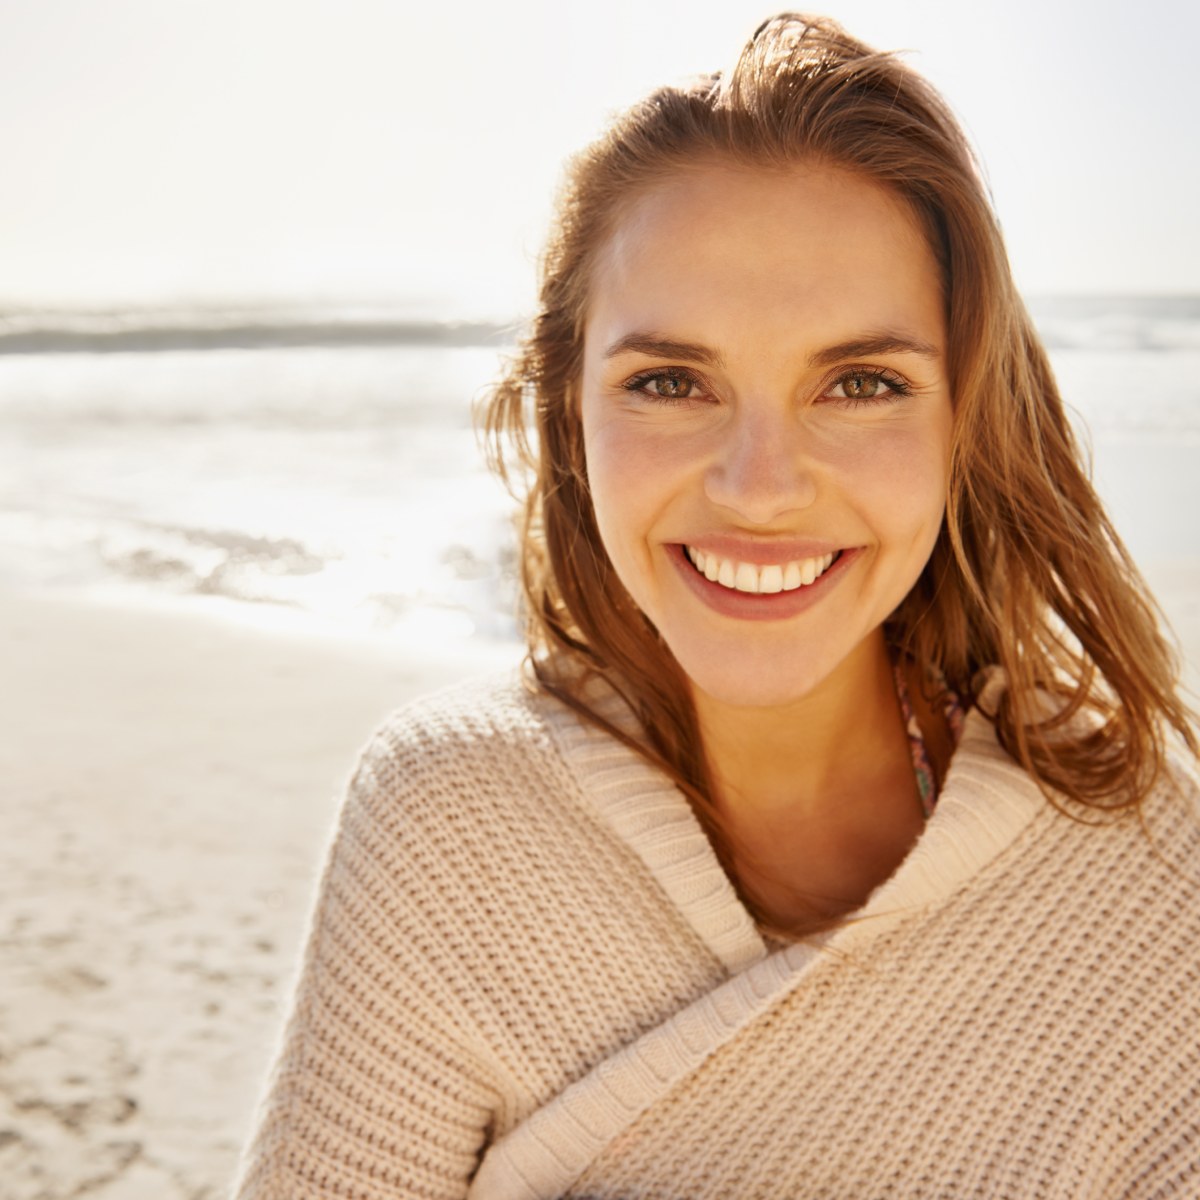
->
<box><xmin>1</xmin><ymin>562</ymin><xmax>1196</xmax><ymax>1199</ymax></box>
<box><xmin>0</xmin><ymin>587</ymin><xmax>519</xmax><ymax>1199</ymax></box>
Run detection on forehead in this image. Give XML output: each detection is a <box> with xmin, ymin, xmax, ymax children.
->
<box><xmin>585</xmin><ymin>162</ymin><xmax>945</xmax><ymax>356</ymax></box>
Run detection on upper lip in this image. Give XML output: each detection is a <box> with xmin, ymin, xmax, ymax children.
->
<box><xmin>675</xmin><ymin>536</ymin><xmax>850</xmax><ymax>564</ymax></box>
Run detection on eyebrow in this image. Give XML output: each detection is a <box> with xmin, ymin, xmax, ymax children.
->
<box><xmin>808</xmin><ymin>335</ymin><xmax>941</xmax><ymax>366</ymax></box>
<box><xmin>602</xmin><ymin>331</ymin><xmax>941</xmax><ymax>367</ymax></box>
<box><xmin>602</xmin><ymin>333</ymin><xmax>725</xmax><ymax>367</ymax></box>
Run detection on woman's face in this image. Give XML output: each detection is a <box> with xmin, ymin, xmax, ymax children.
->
<box><xmin>579</xmin><ymin>161</ymin><xmax>953</xmax><ymax>710</ymax></box>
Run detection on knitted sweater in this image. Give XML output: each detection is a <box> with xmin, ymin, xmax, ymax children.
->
<box><xmin>234</xmin><ymin>671</ymin><xmax>1200</xmax><ymax>1199</ymax></box>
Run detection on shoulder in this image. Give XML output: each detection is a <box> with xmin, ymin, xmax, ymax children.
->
<box><xmin>341</xmin><ymin>667</ymin><xmax>609</xmax><ymax>861</ymax></box>
<box><xmin>937</xmin><ymin>722</ymin><xmax>1200</xmax><ymax>1063</ymax></box>
<box><xmin>1054</xmin><ymin>739</ymin><xmax>1200</xmax><ymax>886</ymax></box>
<box><xmin>942</xmin><ymin>702</ymin><xmax>1200</xmax><ymax>947</ymax></box>
<box><xmin>1022</xmin><ymin>746</ymin><xmax>1200</xmax><ymax>992</ymax></box>
<box><xmin>1163</xmin><ymin>739</ymin><xmax>1200</xmax><ymax>816</ymax></box>
<box><xmin>969</xmin><ymin>667</ymin><xmax>1200</xmax><ymax>864</ymax></box>
<box><xmin>1141</xmin><ymin>743</ymin><xmax>1200</xmax><ymax>872</ymax></box>
<box><xmin>354</xmin><ymin>668</ymin><xmax>562</xmax><ymax>789</ymax></box>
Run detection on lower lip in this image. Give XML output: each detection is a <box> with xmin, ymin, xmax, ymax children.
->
<box><xmin>667</xmin><ymin>544</ymin><xmax>858</xmax><ymax>621</ymax></box>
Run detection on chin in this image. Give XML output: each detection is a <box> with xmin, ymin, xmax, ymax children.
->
<box><xmin>676</xmin><ymin>649</ymin><xmax>844</xmax><ymax>712</ymax></box>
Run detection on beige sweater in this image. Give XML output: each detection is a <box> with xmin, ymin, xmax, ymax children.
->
<box><xmin>235</xmin><ymin>671</ymin><xmax>1200</xmax><ymax>1199</ymax></box>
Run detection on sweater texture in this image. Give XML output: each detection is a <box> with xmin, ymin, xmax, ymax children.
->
<box><xmin>234</xmin><ymin>670</ymin><xmax>1200</xmax><ymax>1199</ymax></box>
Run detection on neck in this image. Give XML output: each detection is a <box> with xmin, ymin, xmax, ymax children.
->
<box><xmin>692</xmin><ymin>630</ymin><xmax>925</xmax><ymax>926</ymax></box>
<box><xmin>694</xmin><ymin>630</ymin><xmax>901</xmax><ymax>820</ymax></box>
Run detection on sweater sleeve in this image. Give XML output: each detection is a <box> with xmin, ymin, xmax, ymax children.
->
<box><xmin>232</xmin><ymin>727</ymin><xmax>505</xmax><ymax>1200</ymax></box>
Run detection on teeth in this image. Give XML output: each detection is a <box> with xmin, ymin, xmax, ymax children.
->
<box><xmin>684</xmin><ymin>547</ymin><xmax>837</xmax><ymax>594</ymax></box>
<box><xmin>759</xmin><ymin>565</ymin><xmax>783</xmax><ymax>594</ymax></box>
<box><xmin>734</xmin><ymin>562</ymin><xmax>758</xmax><ymax>592</ymax></box>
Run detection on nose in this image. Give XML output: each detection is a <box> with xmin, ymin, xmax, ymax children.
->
<box><xmin>703</xmin><ymin>407</ymin><xmax>818</xmax><ymax>524</ymax></box>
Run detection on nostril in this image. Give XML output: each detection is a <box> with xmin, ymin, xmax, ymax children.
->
<box><xmin>703</xmin><ymin>449</ymin><xmax>818</xmax><ymax>521</ymax></box>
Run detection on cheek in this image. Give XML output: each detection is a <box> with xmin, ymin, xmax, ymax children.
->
<box><xmin>582</xmin><ymin>416</ymin><xmax>705</xmax><ymax>606</ymax></box>
<box><xmin>585</xmin><ymin>412</ymin><xmax>695</xmax><ymax>511</ymax></box>
<box><xmin>582</xmin><ymin>420</ymin><xmax>659</xmax><ymax>570</ymax></box>
<box><xmin>584</xmin><ymin>420</ymin><xmax>637</xmax><ymax>499</ymax></box>
<box><xmin>834</xmin><ymin>422</ymin><xmax>950</xmax><ymax>545</ymax></box>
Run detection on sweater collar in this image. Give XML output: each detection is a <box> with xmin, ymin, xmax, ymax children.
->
<box><xmin>544</xmin><ymin>671</ymin><xmax>1044</xmax><ymax>972</ymax></box>
<box><xmin>545</xmin><ymin>684</ymin><xmax>766</xmax><ymax>973</ymax></box>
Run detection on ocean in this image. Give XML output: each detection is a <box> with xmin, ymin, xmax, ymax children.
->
<box><xmin>2</xmin><ymin>296</ymin><xmax>1197</xmax><ymax>651</ymax></box>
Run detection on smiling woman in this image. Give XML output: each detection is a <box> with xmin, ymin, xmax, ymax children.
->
<box><xmin>235</xmin><ymin>14</ymin><xmax>1200</xmax><ymax>1199</ymax></box>
<box><xmin>580</xmin><ymin>166</ymin><xmax>952</xmax><ymax>708</ymax></box>
<box><xmin>577</xmin><ymin>165</ymin><xmax>958</xmax><ymax>918</ymax></box>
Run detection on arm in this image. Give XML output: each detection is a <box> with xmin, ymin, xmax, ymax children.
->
<box><xmin>233</xmin><ymin>733</ymin><xmax>505</xmax><ymax>1200</ymax></box>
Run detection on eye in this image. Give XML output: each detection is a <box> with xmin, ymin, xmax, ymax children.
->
<box><xmin>825</xmin><ymin>367</ymin><xmax>912</xmax><ymax>407</ymax></box>
<box><xmin>622</xmin><ymin>368</ymin><xmax>704</xmax><ymax>404</ymax></box>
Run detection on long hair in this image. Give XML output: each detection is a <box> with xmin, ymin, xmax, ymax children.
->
<box><xmin>479</xmin><ymin>13</ymin><xmax>1197</xmax><ymax>930</ymax></box>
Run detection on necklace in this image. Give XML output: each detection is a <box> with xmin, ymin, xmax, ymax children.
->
<box><xmin>892</xmin><ymin>661</ymin><xmax>967</xmax><ymax>818</ymax></box>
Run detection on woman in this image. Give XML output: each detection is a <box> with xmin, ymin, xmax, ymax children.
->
<box><xmin>237</xmin><ymin>15</ymin><xmax>1200</xmax><ymax>1198</ymax></box>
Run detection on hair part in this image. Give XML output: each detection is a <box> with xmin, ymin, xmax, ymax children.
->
<box><xmin>480</xmin><ymin>13</ymin><xmax>1197</xmax><ymax>935</ymax></box>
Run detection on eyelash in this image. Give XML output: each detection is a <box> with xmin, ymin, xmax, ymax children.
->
<box><xmin>828</xmin><ymin>366</ymin><xmax>914</xmax><ymax>408</ymax></box>
<box><xmin>621</xmin><ymin>365</ymin><xmax>914</xmax><ymax>408</ymax></box>
<box><xmin>622</xmin><ymin>367</ymin><xmax>703</xmax><ymax>405</ymax></box>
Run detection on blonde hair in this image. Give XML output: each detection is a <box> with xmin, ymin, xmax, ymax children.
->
<box><xmin>481</xmin><ymin>13</ymin><xmax>1197</xmax><ymax>929</ymax></box>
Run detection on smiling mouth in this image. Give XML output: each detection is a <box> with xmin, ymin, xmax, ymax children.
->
<box><xmin>684</xmin><ymin>546</ymin><xmax>841</xmax><ymax>594</ymax></box>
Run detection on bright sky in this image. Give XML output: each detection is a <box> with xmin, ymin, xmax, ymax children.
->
<box><xmin>1</xmin><ymin>0</ymin><xmax>1196</xmax><ymax>317</ymax></box>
